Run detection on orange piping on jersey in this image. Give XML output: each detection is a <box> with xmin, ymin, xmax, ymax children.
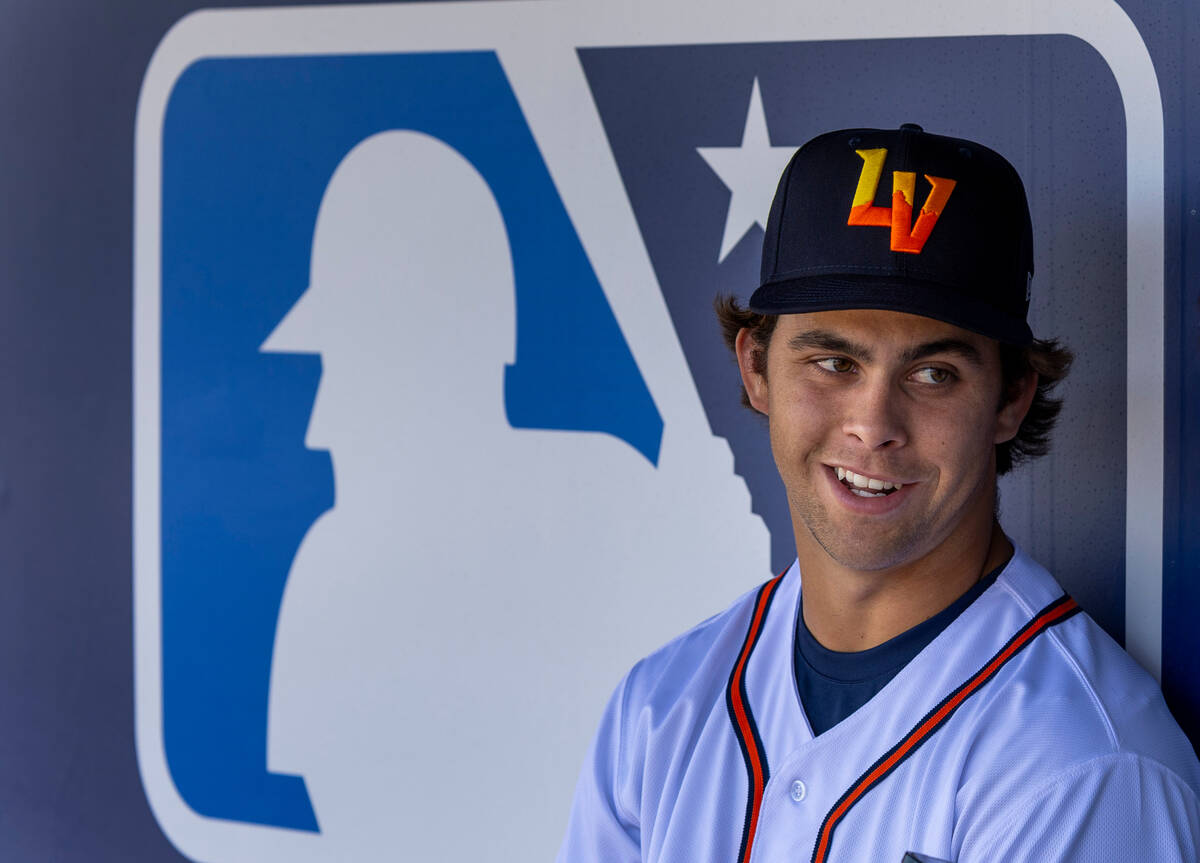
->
<box><xmin>810</xmin><ymin>594</ymin><xmax>1080</xmax><ymax>863</ymax></box>
<box><xmin>727</xmin><ymin>572</ymin><xmax>785</xmax><ymax>863</ymax></box>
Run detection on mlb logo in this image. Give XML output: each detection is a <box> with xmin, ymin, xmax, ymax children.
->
<box><xmin>133</xmin><ymin>3</ymin><xmax>1159</xmax><ymax>861</ymax></box>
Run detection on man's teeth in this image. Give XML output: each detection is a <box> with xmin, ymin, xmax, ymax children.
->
<box><xmin>834</xmin><ymin>466</ymin><xmax>903</xmax><ymax>494</ymax></box>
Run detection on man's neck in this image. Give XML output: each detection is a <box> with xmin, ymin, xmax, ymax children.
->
<box><xmin>798</xmin><ymin>521</ymin><xmax>1012</xmax><ymax>653</ymax></box>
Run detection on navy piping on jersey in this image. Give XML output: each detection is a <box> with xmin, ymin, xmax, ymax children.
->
<box><xmin>726</xmin><ymin>572</ymin><xmax>785</xmax><ymax>863</ymax></box>
<box><xmin>794</xmin><ymin>565</ymin><xmax>1003</xmax><ymax>737</ymax></box>
<box><xmin>809</xmin><ymin>593</ymin><xmax>1081</xmax><ymax>863</ymax></box>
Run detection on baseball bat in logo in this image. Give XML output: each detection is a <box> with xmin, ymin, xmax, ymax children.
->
<box><xmin>846</xmin><ymin>148</ymin><xmax>955</xmax><ymax>254</ymax></box>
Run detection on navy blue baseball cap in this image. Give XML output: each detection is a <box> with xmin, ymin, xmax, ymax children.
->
<box><xmin>749</xmin><ymin>124</ymin><xmax>1034</xmax><ymax>344</ymax></box>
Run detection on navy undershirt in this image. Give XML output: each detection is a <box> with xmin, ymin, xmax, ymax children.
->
<box><xmin>794</xmin><ymin>562</ymin><xmax>1005</xmax><ymax>737</ymax></box>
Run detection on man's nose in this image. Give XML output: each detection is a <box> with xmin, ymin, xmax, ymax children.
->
<box><xmin>840</xmin><ymin>379</ymin><xmax>908</xmax><ymax>449</ymax></box>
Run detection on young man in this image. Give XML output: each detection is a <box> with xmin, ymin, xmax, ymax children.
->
<box><xmin>557</xmin><ymin>125</ymin><xmax>1200</xmax><ymax>862</ymax></box>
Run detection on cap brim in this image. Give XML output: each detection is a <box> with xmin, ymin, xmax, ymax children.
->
<box><xmin>748</xmin><ymin>275</ymin><xmax>1033</xmax><ymax>345</ymax></box>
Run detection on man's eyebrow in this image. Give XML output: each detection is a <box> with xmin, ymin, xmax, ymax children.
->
<box><xmin>900</xmin><ymin>338</ymin><xmax>984</xmax><ymax>367</ymax></box>
<box><xmin>786</xmin><ymin>330</ymin><xmax>873</xmax><ymax>362</ymax></box>
<box><xmin>785</xmin><ymin>331</ymin><xmax>985</xmax><ymax>367</ymax></box>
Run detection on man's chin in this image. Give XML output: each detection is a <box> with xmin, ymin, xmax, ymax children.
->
<box><xmin>807</xmin><ymin>524</ymin><xmax>926</xmax><ymax>573</ymax></box>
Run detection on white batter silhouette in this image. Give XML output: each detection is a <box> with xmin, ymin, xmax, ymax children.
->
<box><xmin>264</xmin><ymin>130</ymin><xmax>769</xmax><ymax>861</ymax></box>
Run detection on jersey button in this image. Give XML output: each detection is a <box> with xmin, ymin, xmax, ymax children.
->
<box><xmin>790</xmin><ymin>779</ymin><xmax>807</xmax><ymax>802</ymax></box>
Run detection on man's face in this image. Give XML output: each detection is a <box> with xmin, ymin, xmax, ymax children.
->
<box><xmin>737</xmin><ymin>309</ymin><xmax>1031</xmax><ymax>573</ymax></box>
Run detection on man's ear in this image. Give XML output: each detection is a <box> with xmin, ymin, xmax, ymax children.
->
<box><xmin>995</xmin><ymin>370</ymin><xmax>1037</xmax><ymax>443</ymax></box>
<box><xmin>735</xmin><ymin>328</ymin><xmax>769</xmax><ymax>415</ymax></box>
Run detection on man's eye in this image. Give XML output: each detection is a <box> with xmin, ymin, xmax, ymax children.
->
<box><xmin>815</xmin><ymin>357</ymin><xmax>855</xmax><ymax>374</ymax></box>
<box><xmin>912</xmin><ymin>367</ymin><xmax>952</xmax><ymax>384</ymax></box>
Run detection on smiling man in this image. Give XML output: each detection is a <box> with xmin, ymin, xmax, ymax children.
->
<box><xmin>557</xmin><ymin>125</ymin><xmax>1200</xmax><ymax>862</ymax></box>
<box><xmin>740</xmin><ymin>309</ymin><xmax>1030</xmax><ymax>654</ymax></box>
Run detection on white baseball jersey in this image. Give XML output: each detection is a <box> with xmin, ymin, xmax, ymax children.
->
<box><xmin>558</xmin><ymin>546</ymin><xmax>1200</xmax><ymax>862</ymax></box>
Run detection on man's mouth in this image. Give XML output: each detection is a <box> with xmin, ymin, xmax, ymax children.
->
<box><xmin>833</xmin><ymin>466</ymin><xmax>904</xmax><ymax>498</ymax></box>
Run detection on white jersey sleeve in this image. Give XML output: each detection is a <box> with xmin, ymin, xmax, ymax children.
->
<box><xmin>556</xmin><ymin>673</ymin><xmax>641</xmax><ymax>863</ymax></box>
<box><xmin>959</xmin><ymin>752</ymin><xmax>1200</xmax><ymax>861</ymax></box>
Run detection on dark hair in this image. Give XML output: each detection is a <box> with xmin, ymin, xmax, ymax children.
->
<box><xmin>714</xmin><ymin>295</ymin><xmax>1073</xmax><ymax>475</ymax></box>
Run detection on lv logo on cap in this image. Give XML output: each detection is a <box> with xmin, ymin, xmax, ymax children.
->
<box><xmin>847</xmin><ymin>148</ymin><xmax>956</xmax><ymax>254</ymax></box>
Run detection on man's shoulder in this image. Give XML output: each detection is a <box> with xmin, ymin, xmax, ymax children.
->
<box><xmin>942</xmin><ymin>549</ymin><xmax>1200</xmax><ymax>855</ymax></box>
<box><xmin>967</xmin><ymin>547</ymin><xmax>1200</xmax><ymax>793</ymax></box>
<box><xmin>621</xmin><ymin>568</ymin><xmax>789</xmax><ymax>710</ymax></box>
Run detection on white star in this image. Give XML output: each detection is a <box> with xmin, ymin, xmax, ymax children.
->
<box><xmin>697</xmin><ymin>78</ymin><xmax>797</xmax><ymax>263</ymax></box>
